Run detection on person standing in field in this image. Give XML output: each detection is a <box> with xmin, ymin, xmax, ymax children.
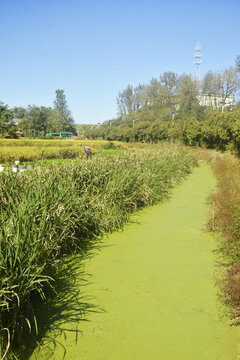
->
<box><xmin>82</xmin><ymin>145</ymin><xmax>92</xmax><ymax>160</ymax></box>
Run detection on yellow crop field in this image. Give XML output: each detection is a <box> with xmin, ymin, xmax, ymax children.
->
<box><xmin>0</xmin><ymin>139</ymin><xmax>147</xmax><ymax>163</ymax></box>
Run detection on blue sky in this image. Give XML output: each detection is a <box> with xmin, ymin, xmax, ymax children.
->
<box><xmin>0</xmin><ymin>0</ymin><xmax>239</xmax><ymax>124</ymax></box>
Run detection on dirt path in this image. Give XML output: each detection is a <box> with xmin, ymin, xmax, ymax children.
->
<box><xmin>30</xmin><ymin>164</ymin><xmax>239</xmax><ymax>359</ymax></box>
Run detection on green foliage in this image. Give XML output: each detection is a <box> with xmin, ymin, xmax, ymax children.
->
<box><xmin>0</xmin><ymin>89</ymin><xmax>76</xmax><ymax>139</ymax></box>
<box><xmin>177</xmin><ymin>74</ymin><xmax>199</xmax><ymax>111</ymax></box>
<box><xmin>116</xmin><ymin>72</ymin><xmax>179</xmax><ymax>116</ymax></box>
<box><xmin>0</xmin><ymin>144</ymin><xmax>196</xmax><ymax>358</ymax></box>
<box><xmin>0</xmin><ymin>103</ymin><xmax>16</xmax><ymax>138</ymax></box>
<box><xmin>57</xmin><ymin>148</ymin><xmax>78</xmax><ymax>159</ymax></box>
<box><xmin>53</xmin><ymin>89</ymin><xmax>75</xmax><ymax>133</ymax></box>
<box><xmin>103</xmin><ymin>141</ymin><xmax>116</xmax><ymax>150</ymax></box>
<box><xmin>12</xmin><ymin>107</ymin><xmax>26</xmax><ymax>119</ymax></box>
<box><xmin>19</xmin><ymin>105</ymin><xmax>52</xmax><ymax>137</ymax></box>
<box><xmin>103</xmin><ymin>61</ymin><xmax>240</xmax><ymax>153</ymax></box>
<box><xmin>182</xmin><ymin>116</ymin><xmax>202</xmax><ymax>146</ymax></box>
<box><xmin>89</xmin><ymin>106</ymin><xmax>240</xmax><ymax>156</ymax></box>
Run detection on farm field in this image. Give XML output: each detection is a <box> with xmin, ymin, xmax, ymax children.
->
<box><xmin>0</xmin><ymin>139</ymin><xmax>146</xmax><ymax>163</ymax></box>
<box><xmin>0</xmin><ymin>141</ymin><xmax>198</xmax><ymax>359</ymax></box>
<box><xmin>27</xmin><ymin>164</ymin><xmax>239</xmax><ymax>360</ymax></box>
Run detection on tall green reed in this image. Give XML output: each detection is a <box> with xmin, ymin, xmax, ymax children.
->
<box><xmin>0</xmin><ymin>143</ymin><xmax>197</xmax><ymax>358</ymax></box>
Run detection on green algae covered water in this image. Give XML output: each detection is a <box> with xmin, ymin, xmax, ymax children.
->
<box><xmin>29</xmin><ymin>164</ymin><xmax>239</xmax><ymax>359</ymax></box>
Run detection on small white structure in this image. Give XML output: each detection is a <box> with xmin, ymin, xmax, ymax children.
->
<box><xmin>197</xmin><ymin>94</ymin><xmax>234</xmax><ymax>109</ymax></box>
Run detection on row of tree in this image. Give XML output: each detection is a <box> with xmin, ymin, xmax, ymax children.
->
<box><xmin>86</xmin><ymin>107</ymin><xmax>240</xmax><ymax>154</ymax></box>
<box><xmin>1</xmin><ymin>57</ymin><xmax>239</xmax><ymax>141</ymax></box>
<box><xmin>0</xmin><ymin>90</ymin><xmax>75</xmax><ymax>138</ymax></box>
<box><xmin>85</xmin><ymin>57</ymin><xmax>240</xmax><ymax>153</ymax></box>
<box><xmin>116</xmin><ymin>65</ymin><xmax>239</xmax><ymax>116</ymax></box>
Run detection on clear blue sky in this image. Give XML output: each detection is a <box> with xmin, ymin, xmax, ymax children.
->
<box><xmin>0</xmin><ymin>0</ymin><xmax>239</xmax><ymax>124</ymax></box>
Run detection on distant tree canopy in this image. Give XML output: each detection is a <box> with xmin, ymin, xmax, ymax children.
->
<box><xmin>1</xmin><ymin>60</ymin><xmax>239</xmax><ymax>141</ymax></box>
<box><xmin>236</xmin><ymin>55</ymin><xmax>240</xmax><ymax>73</ymax></box>
<box><xmin>0</xmin><ymin>102</ymin><xmax>16</xmax><ymax>138</ymax></box>
<box><xmin>202</xmin><ymin>67</ymin><xmax>239</xmax><ymax>99</ymax></box>
<box><xmin>116</xmin><ymin>66</ymin><xmax>239</xmax><ymax>117</ymax></box>
<box><xmin>53</xmin><ymin>89</ymin><xmax>75</xmax><ymax>132</ymax></box>
<box><xmin>13</xmin><ymin>106</ymin><xmax>27</xmax><ymax>119</ymax></box>
<box><xmin>20</xmin><ymin>106</ymin><xmax>53</xmax><ymax>137</ymax></box>
<box><xmin>0</xmin><ymin>89</ymin><xmax>76</xmax><ymax>138</ymax></box>
<box><xmin>86</xmin><ymin>61</ymin><xmax>240</xmax><ymax>154</ymax></box>
<box><xmin>116</xmin><ymin>72</ymin><xmax>180</xmax><ymax>116</ymax></box>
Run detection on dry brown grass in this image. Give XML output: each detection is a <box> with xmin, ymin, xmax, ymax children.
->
<box><xmin>193</xmin><ymin>147</ymin><xmax>240</xmax><ymax>323</ymax></box>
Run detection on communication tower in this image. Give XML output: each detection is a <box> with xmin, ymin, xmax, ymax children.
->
<box><xmin>194</xmin><ymin>43</ymin><xmax>202</xmax><ymax>82</ymax></box>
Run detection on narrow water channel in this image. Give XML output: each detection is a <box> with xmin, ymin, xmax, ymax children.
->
<box><xmin>30</xmin><ymin>164</ymin><xmax>239</xmax><ymax>359</ymax></box>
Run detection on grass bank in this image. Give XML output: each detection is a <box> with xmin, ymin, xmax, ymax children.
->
<box><xmin>0</xmin><ymin>143</ymin><xmax>196</xmax><ymax>359</ymax></box>
<box><xmin>194</xmin><ymin>148</ymin><xmax>240</xmax><ymax>324</ymax></box>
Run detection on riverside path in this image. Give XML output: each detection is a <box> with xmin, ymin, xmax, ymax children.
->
<box><xmin>30</xmin><ymin>164</ymin><xmax>239</xmax><ymax>360</ymax></box>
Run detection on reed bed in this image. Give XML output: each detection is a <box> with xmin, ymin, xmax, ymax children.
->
<box><xmin>0</xmin><ymin>143</ymin><xmax>197</xmax><ymax>358</ymax></box>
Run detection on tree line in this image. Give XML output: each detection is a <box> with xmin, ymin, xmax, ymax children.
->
<box><xmin>115</xmin><ymin>65</ymin><xmax>239</xmax><ymax>116</ymax></box>
<box><xmin>1</xmin><ymin>57</ymin><xmax>239</xmax><ymax>142</ymax></box>
<box><xmin>0</xmin><ymin>89</ymin><xmax>76</xmax><ymax>138</ymax></box>
<box><xmin>86</xmin><ymin>57</ymin><xmax>240</xmax><ymax>154</ymax></box>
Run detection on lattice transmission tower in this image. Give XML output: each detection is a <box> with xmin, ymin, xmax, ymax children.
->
<box><xmin>194</xmin><ymin>43</ymin><xmax>202</xmax><ymax>82</ymax></box>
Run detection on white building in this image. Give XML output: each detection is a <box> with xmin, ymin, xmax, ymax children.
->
<box><xmin>197</xmin><ymin>94</ymin><xmax>234</xmax><ymax>109</ymax></box>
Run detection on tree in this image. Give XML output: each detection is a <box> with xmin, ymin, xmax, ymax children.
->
<box><xmin>146</xmin><ymin>77</ymin><xmax>162</xmax><ymax>105</ymax></box>
<box><xmin>20</xmin><ymin>106</ymin><xmax>53</xmax><ymax>136</ymax></box>
<box><xmin>201</xmin><ymin>71</ymin><xmax>221</xmax><ymax>95</ymax></box>
<box><xmin>134</xmin><ymin>83</ymin><xmax>148</xmax><ymax>110</ymax></box>
<box><xmin>159</xmin><ymin>72</ymin><xmax>178</xmax><ymax>106</ymax></box>
<box><xmin>13</xmin><ymin>106</ymin><xmax>27</xmax><ymax>119</ymax></box>
<box><xmin>53</xmin><ymin>89</ymin><xmax>75</xmax><ymax>132</ymax></box>
<box><xmin>220</xmin><ymin>67</ymin><xmax>239</xmax><ymax>99</ymax></box>
<box><xmin>117</xmin><ymin>85</ymin><xmax>136</xmax><ymax>115</ymax></box>
<box><xmin>177</xmin><ymin>74</ymin><xmax>199</xmax><ymax>111</ymax></box>
<box><xmin>236</xmin><ymin>56</ymin><xmax>240</xmax><ymax>73</ymax></box>
<box><xmin>202</xmin><ymin>67</ymin><xmax>239</xmax><ymax>100</ymax></box>
<box><xmin>0</xmin><ymin>102</ymin><xmax>16</xmax><ymax>138</ymax></box>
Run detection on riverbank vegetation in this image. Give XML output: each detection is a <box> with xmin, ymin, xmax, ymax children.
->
<box><xmin>88</xmin><ymin>107</ymin><xmax>240</xmax><ymax>155</ymax></box>
<box><xmin>0</xmin><ymin>143</ymin><xmax>197</xmax><ymax>359</ymax></box>
<box><xmin>194</xmin><ymin>148</ymin><xmax>240</xmax><ymax>324</ymax></box>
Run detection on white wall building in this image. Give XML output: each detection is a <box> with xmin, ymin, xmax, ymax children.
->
<box><xmin>197</xmin><ymin>94</ymin><xmax>234</xmax><ymax>109</ymax></box>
